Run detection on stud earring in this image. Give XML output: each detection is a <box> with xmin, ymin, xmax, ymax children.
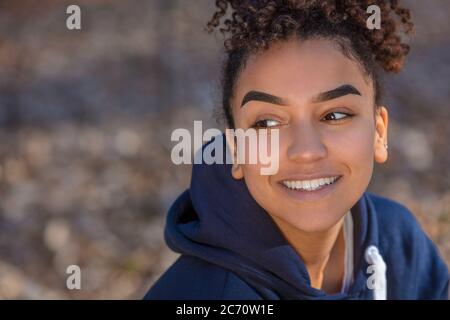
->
<box><xmin>384</xmin><ymin>143</ymin><xmax>389</xmax><ymax>150</ymax></box>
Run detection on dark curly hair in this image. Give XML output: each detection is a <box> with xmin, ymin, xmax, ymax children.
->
<box><xmin>205</xmin><ymin>0</ymin><xmax>414</xmax><ymax>128</ymax></box>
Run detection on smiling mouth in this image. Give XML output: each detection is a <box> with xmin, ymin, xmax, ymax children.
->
<box><xmin>281</xmin><ymin>176</ymin><xmax>342</xmax><ymax>192</ymax></box>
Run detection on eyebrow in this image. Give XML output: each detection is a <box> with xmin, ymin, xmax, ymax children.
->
<box><xmin>240</xmin><ymin>84</ymin><xmax>361</xmax><ymax>108</ymax></box>
<box><xmin>240</xmin><ymin>91</ymin><xmax>287</xmax><ymax>108</ymax></box>
<box><xmin>313</xmin><ymin>84</ymin><xmax>361</xmax><ymax>103</ymax></box>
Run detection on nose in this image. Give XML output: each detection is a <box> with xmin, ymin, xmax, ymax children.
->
<box><xmin>287</xmin><ymin>121</ymin><xmax>327</xmax><ymax>163</ymax></box>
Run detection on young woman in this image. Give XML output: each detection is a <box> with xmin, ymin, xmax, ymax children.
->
<box><xmin>145</xmin><ymin>0</ymin><xmax>449</xmax><ymax>299</ymax></box>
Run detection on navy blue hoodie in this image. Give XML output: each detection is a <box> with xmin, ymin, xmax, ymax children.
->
<box><xmin>145</xmin><ymin>135</ymin><xmax>449</xmax><ymax>300</ymax></box>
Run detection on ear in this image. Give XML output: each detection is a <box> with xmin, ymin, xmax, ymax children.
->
<box><xmin>225</xmin><ymin>128</ymin><xmax>244</xmax><ymax>180</ymax></box>
<box><xmin>374</xmin><ymin>106</ymin><xmax>389</xmax><ymax>164</ymax></box>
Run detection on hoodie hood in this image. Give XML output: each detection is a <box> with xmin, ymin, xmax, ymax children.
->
<box><xmin>164</xmin><ymin>134</ymin><xmax>383</xmax><ymax>299</ymax></box>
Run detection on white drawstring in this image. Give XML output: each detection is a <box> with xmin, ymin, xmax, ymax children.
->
<box><xmin>365</xmin><ymin>245</ymin><xmax>387</xmax><ymax>300</ymax></box>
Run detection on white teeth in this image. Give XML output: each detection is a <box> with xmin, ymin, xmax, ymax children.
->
<box><xmin>282</xmin><ymin>176</ymin><xmax>339</xmax><ymax>191</ymax></box>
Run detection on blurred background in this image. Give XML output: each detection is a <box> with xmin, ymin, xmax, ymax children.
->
<box><xmin>0</xmin><ymin>0</ymin><xmax>448</xmax><ymax>299</ymax></box>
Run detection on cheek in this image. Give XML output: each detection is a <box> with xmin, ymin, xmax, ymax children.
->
<box><xmin>241</xmin><ymin>163</ymin><xmax>274</xmax><ymax>212</ymax></box>
<box><xmin>238</xmin><ymin>135</ymin><xmax>279</xmax><ymax>206</ymax></box>
<box><xmin>327</xmin><ymin>118</ymin><xmax>376</xmax><ymax>191</ymax></box>
<box><xmin>330</xmin><ymin>123</ymin><xmax>375</xmax><ymax>165</ymax></box>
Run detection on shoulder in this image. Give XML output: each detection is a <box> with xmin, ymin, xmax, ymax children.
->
<box><xmin>365</xmin><ymin>191</ymin><xmax>435</xmax><ymax>251</ymax></box>
<box><xmin>365</xmin><ymin>192</ymin><xmax>422</xmax><ymax>235</ymax></box>
<box><xmin>365</xmin><ymin>192</ymin><xmax>449</xmax><ymax>299</ymax></box>
<box><xmin>143</xmin><ymin>255</ymin><xmax>262</xmax><ymax>300</ymax></box>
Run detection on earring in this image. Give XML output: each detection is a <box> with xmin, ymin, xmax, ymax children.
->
<box><xmin>384</xmin><ymin>143</ymin><xmax>389</xmax><ymax>150</ymax></box>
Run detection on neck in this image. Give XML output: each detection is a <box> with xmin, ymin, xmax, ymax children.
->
<box><xmin>272</xmin><ymin>215</ymin><xmax>346</xmax><ymax>292</ymax></box>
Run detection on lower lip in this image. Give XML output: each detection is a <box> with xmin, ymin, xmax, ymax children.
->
<box><xmin>277</xmin><ymin>176</ymin><xmax>342</xmax><ymax>202</ymax></box>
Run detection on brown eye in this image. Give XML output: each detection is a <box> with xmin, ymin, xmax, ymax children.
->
<box><xmin>252</xmin><ymin>119</ymin><xmax>280</xmax><ymax>128</ymax></box>
<box><xmin>322</xmin><ymin>112</ymin><xmax>353</xmax><ymax>122</ymax></box>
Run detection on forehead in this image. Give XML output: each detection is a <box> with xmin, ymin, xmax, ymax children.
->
<box><xmin>234</xmin><ymin>38</ymin><xmax>373</xmax><ymax>105</ymax></box>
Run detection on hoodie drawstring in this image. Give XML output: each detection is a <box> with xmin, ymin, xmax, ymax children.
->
<box><xmin>365</xmin><ymin>245</ymin><xmax>387</xmax><ymax>300</ymax></box>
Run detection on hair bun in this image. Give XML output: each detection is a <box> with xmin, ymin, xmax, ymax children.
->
<box><xmin>206</xmin><ymin>0</ymin><xmax>414</xmax><ymax>73</ymax></box>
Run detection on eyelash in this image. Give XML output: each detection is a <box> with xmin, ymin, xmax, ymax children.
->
<box><xmin>251</xmin><ymin>119</ymin><xmax>281</xmax><ymax>129</ymax></box>
<box><xmin>251</xmin><ymin>112</ymin><xmax>355</xmax><ymax>128</ymax></box>
<box><xmin>321</xmin><ymin>111</ymin><xmax>355</xmax><ymax>122</ymax></box>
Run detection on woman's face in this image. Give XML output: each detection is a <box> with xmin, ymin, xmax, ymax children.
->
<box><xmin>229</xmin><ymin>38</ymin><xmax>389</xmax><ymax>233</ymax></box>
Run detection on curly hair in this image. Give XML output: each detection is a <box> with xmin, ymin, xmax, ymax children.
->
<box><xmin>205</xmin><ymin>0</ymin><xmax>414</xmax><ymax>128</ymax></box>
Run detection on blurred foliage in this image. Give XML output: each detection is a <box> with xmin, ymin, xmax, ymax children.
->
<box><xmin>0</xmin><ymin>0</ymin><xmax>448</xmax><ymax>298</ymax></box>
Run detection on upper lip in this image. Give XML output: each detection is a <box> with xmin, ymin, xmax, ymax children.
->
<box><xmin>279</xmin><ymin>174</ymin><xmax>342</xmax><ymax>181</ymax></box>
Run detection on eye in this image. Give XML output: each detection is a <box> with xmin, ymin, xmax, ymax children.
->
<box><xmin>251</xmin><ymin>119</ymin><xmax>281</xmax><ymax>129</ymax></box>
<box><xmin>322</xmin><ymin>111</ymin><xmax>354</xmax><ymax>122</ymax></box>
